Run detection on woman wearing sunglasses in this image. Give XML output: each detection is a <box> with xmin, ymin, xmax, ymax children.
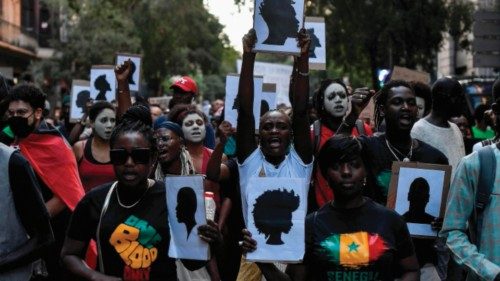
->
<box><xmin>61</xmin><ymin>105</ymin><xmax>220</xmax><ymax>280</ymax></box>
<box><xmin>241</xmin><ymin>136</ymin><xmax>420</xmax><ymax>281</ymax></box>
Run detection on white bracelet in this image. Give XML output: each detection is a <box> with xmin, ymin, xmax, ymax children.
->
<box><xmin>298</xmin><ymin>71</ymin><xmax>309</xmax><ymax>77</ymax></box>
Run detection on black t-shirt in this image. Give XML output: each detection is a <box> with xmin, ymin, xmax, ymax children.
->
<box><xmin>67</xmin><ymin>181</ymin><xmax>177</xmax><ymax>280</ymax></box>
<box><xmin>304</xmin><ymin>198</ymin><xmax>414</xmax><ymax>281</ymax></box>
<box><xmin>358</xmin><ymin>134</ymin><xmax>449</xmax><ymax>205</ymax></box>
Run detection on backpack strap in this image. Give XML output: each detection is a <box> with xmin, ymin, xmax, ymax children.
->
<box><xmin>472</xmin><ymin>146</ymin><xmax>496</xmax><ymax>247</ymax></box>
<box><xmin>313</xmin><ymin>120</ymin><xmax>321</xmax><ymax>155</ymax></box>
<box><xmin>355</xmin><ymin>119</ymin><xmax>366</xmax><ymax>136</ymax></box>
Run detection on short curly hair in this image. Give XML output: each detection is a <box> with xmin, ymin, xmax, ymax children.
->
<box><xmin>8</xmin><ymin>83</ymin><xmax>46</xmax><ymax>110</ymax></box>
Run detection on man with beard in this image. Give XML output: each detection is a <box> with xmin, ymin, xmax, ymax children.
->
<box><xmin>6</xmin><ymin>84</ymin><xmax>84</xmax><ymax>279</ymax></box>
<box><xmin>338</xmin><ymin>80</ymin><xmax>448</xmax><ymax>280</ymax></box>
<box><xmin>411</xmin><ymin>77</ymin><xmax>466</xmax><ymax>173</ymax></box>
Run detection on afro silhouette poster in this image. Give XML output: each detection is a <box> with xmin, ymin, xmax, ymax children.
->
<box><xmin>387</xmin><ymin>162</ymin><xmax>451</xmax><ymax>238</ymax></box>
<box><xmin>116</xmin><ymin>53</ymin><xmax>142</xmax><ymax>92</ymax></box>
<box><xmin>90</xmin><ymin>65</ymin><xmax>116</xmax><ymax>102</ymax></box>
<box><xmin>224</xmin><ymin>74</ymin><xmax>265</xmax><ymax>130</ymax></box>
<box><xmin>245</xmin><ymin>177</ymin><xmax>308</xmax><ymax>262</ymax></box>
<box><xmin>253</xmin><ymin>0</ymin><xmax>304</xmax><ymax>54</ymax></box>
<box><xmin>304</xmin><ymin>17</ymin><xmax>326</xmax><ymax>70</ymax></box>
<box><xmin>165</xmin><ymin>175</ymin><xmax>209</xmax><ymax>260</ymax></box>
<box><xmin>69</xmin><ymin>80</ymin><xmax>90</xmax><ymax>123</ymax></box>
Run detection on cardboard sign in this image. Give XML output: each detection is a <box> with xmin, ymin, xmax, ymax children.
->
<box><xmin>304</xmin><ymin>17</ymin><xmax>326</xmax><ymax>70</ymax></box>
<box><xmin>116</xmin><ymin>53</ymin><xmax>142</xmax><ymax>92</ymax></box>
<box><xmin>69</xmin><ymin>80</ymin><xmax>90</xmax><ymax>122</ymax></box>
<box><xmin>390</xmin><ymin>66</ymin><xmax>431</xmax><ymax>84</ymax></box>
<box><xmin>387</xmin><ymin>162</ymin><xmax>451</xmax><ymax>238</ymax></box>
<box><xmin>245</xmin><ymin>177</ymin><xmax>308</xmax><ymax>262</ymax></box>
<box><xmin>253</xmin><ymin>0</ymin><xmax>304</xmax><ymax>55</ymax></box>
<box><xmin>166</xmin><ymin>175</ymin><xmax>209</xmax><ymax>260</ymax></box>
<box><xmin>90</xmin><ymin>65</ymin><xmax>116</xmax><ymax>102</ymax></box>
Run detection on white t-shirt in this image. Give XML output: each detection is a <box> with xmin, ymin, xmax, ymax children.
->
<box><xmin>238</xmin><ymin>146</ymin><xmax>313</xmax><ymax>223</ymax></box>
<box><xmin>411</xmin><ymin>118</ymin><xmax>465</xmax><ymax>174</ymax></box>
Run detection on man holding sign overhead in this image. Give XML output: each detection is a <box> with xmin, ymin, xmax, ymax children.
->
<box><xmin>235</xmin><ymin>28</ymin><xmax>313</xmax><ymax>280</ymax></box>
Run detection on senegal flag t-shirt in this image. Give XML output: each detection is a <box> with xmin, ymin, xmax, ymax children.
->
<box><xmin>304</xmin><ymin>198</ymin><xmax>414</xmax><ymax>281</ymax></box>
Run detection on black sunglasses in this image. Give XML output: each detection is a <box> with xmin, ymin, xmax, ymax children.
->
<box><xmin>110</xmin><ymin>148</ymin><xmax>150</xmax><ymax>165</ymax></box>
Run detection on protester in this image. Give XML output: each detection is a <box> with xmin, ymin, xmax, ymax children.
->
<box><xmin>0</xmin><ymin>142</ymin><xmax>54</xmax><ymax>280</ymax></box>
<box><xmin>440</xmin><ymin>82</ymin><xmax>500</xmax><ymax>280</ymax></box>
<box><xmin>149</xmin><ymin>103</ymin><xmax>163</xmax><ymax>123</ymax></box>
<box><xmin>234</xmin><ymin>28</ymin><xmax>313</xmax><ymax>281</ymax></box>
<box><xmin>61</xmin><ymin>105</ymin><xmax>221</xmax><ymax>280</ymax></box>
<box><xmin>310</xmin><ymin>78</ymin><xmax>373</xmax><ymax>210</ymax></box>
<box><xmin>410</xmin><ymin>81</ymin><xmax>432</xmax><ymax>120</ymax></box>
<box><xmin>471</xmin><ymin>103</ymin><xmax>495</xmax><ymax>140</ymax></box>
<box><xmin>450</xmin><ymin>114</ymin><xmax>480</xmax><ymax>154</ymax></box>
<box><xmin>73</xmin><ymin>101</ymin><xmax>117</xmax><ymax>192</ymax></box>
<box><xmin>6</xmin><ymin>83</ymin><xmax>85</xmax><ymax>279</ymax></box>
<box><xmin>241</xmin><ymin>136</ymin><xmax>420</xmax><ymax>281</ymax></box>
<box><xmin>411</xmin><ymin>77</ymin><xmax>466</xmax><ymax>172</ymax></box>
<box><xmin>472</xmin><ymin>78</ymin><xmax>500</xmax><ymax>152</ymax></box>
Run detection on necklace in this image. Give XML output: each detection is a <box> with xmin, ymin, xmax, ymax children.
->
<box><xmin>116</xmin><ymin>179</ymin><xmax>154</xmax><ymax>209</ymax></box>
<box><xmin>385</xmin><ymin>138</ymin><xmax>413</xmax><ymax>162</ymax></box>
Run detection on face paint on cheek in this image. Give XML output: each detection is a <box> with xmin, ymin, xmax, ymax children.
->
<box><xmin>93</xmin><ymin>109</ymin><xmax>116</xmax><ymax>140</ymax></box>
<box><xmin>323</xmin><ymin>83</ymin><xmax>348</xmax><ymax>117</ymax></box>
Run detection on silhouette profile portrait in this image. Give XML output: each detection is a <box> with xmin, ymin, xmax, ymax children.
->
<box><xmin>176</xmin><ymin>187</ymin><xmax>197</xmax><ymax>239</ymax></box>
<box><xmin>75</xmin><ymin>90</ymin><xmax>90</xmax><ymax>113</ymax></box>
<box><xmin>94</xmin><ymin>74</ymin><xmax>111</xmax><ymax>101</ymax></box>
<box><xmin>260</xmin><ymin>100</ymin><xmax>269</xmax><ymax>117</ymax></box>
<box><xmin>253</xmin><ymin>189</ymin><xmax>300</xmax><ymax>245</ymax></box>
<box><xmin>259</xmin><ymin>0</ymin><xmax>299</xmax><ymax>45</ymax></box>
<box><xmin>128</xmin><ymin>60</ymin><xmax>137</xmax><ymax>85</ymax></box>
<box><xmin>307</xmin><ymin>28</ymin><xmax>322</xmax><ymax>58</ymax></box>
<box><xmin>402</xmin><ymin>177</ymin><xmax>435</xmax><ymax>224</ymax></box>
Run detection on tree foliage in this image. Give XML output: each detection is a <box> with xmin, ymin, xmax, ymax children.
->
<box><xmin>32</xmin><ymin>0</ymin><xmax>235</xmax><ymax>97</ymax></box>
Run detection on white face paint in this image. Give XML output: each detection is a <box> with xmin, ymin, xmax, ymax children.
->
<box><xmin>93</xmin><ymin>108</ymin><xmax>116</xmax><ymax>140</ymax></box>
<box><xmin>182</xmin><ymin>113</ymin><xmax>206</xmax><ymax>143</ymax></box>
<box><xmin>323</xmin><ymin>83</ymin><xmax>348</xmax><ymax>117</ymax></box>
<box><xmin>416</xmin><ymin>97</ymin><xmax>426</xmax><ymax>119</ymax></box>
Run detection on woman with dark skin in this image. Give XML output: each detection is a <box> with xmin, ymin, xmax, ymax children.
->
<box><xmin>241</xmin><ymin>136</ymin><xmax>420</xmax><ymax>281</ymax></box>
<box><xmin>61</xmin><ymin>106</ymin><xmax>221</xmax><ymax>281</ymax></box>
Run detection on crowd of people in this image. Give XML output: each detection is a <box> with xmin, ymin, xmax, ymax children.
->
<box><xmin>0</xmin><ymin>27</ymin><xmax>499</xmax><ymax>281</ymax></box>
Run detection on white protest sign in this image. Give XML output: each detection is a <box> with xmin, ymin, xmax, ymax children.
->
<box><xmin>237</xmin><ymin>60</ymin><xmax>293</xmax><ymax>106</ymax></box>
<box><xmin>224</xmin><ymin>74</ymin><xmax>264</xmax><ymax>129</ymax></box>
<box><xmin>253</xmin><ymin>0</ymin><xmax>304</xmax><ymax>55</ymax></box>
<box><xmin>69</xmin><ymin>80</ymin><xmax>90</xmax><ymax>122</ymax></box>
<box><xmin>166</xmin><ymin>175</ymin><xmax>209</xmax><ymax>260</ymax></box>
<box><xmin>304</xmin><ymin>17</ymin><xmax>326</xmax><ymax>70</ymax></box>
<box><xmin>116</xmin><ymin>53</ymin><xmax>142</xmax><ymax>92</ymax></box>
<box><xmin>90</xmin><ymin>65</ymin><xmax>116</xmax><ymax>102</ymax></box>
<box><xmin>245</xmin><ymin>177</ymin><xmax>307</xmax><ymax>263</ymax></box>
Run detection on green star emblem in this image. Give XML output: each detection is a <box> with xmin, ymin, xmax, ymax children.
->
<box><xmin>347</xmin><ymin>242</ymin><xmax>359</xmax><ymax>253</ymax></box>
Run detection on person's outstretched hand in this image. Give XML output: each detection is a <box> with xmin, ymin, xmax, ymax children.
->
<box><xmin>242</xmin><ymin>29</ymin><xmax>257</xmax><ymax>54</ymax></box>
<box><xmin>218</xmin><ymin>121</ymin><xmax>236</xmax><ymax>144</ymax></box>
<box><xmin>297</xmin><ymin>28</ymin><xmax>311</xmax><ymax>56</ymax></box>
<box><xmin>114</xmin><ymin>59</ymin><xmax>132</xmax><ymax>84</ymax></box>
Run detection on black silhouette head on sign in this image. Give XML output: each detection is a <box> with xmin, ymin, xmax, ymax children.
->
<box><xmin>128</xmin><ymin>60</ymin><xmax>137</xmax><ymax>85</ymax></box>
<box><xmin>76</xmin><ymin>90</ymin><xmax>91</xmax><ymax>113</ymax></box>
<box><xmin>94</xmin><ymin>74</ymin><xmax>111</xmax><ymax>101</ymax></box>
<box><xmin>402</xmin><ymin>177</ymin><xmax>435</xmax><ymax>224</ymax></box>
<box><xmin>259</xmin><ymin>0</ymin><xmax>299</xmax><ymax>45</ymax></box>
<box><xmin>176</xmin><ymin>186</ymin><xmax>197</xmax><ymax>239</ymax></box>
<box><xmin>253</xmin><ymin>188</ymin><xmax>300</xmax><ymax>245</ymax></box>
<box><xmin>307</xmin><ymin>28</ymin><xmax>321</xmax><ymax>58</ymax></box>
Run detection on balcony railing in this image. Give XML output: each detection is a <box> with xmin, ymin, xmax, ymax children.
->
<box><xmin>0</xmin><ymin>18</ymin><xmax>38</xmax><ymax>54</ymax></box>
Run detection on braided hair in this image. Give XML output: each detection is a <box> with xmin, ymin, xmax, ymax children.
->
<box><xmin>374</xmin><ymin>80</ymin><xmax>413</xmax><ymax>131</ymax></box>
<box><xmin>109</xmin><ymin>105</ymin><xmax>156</xmax><ymax>152</ymax></box>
